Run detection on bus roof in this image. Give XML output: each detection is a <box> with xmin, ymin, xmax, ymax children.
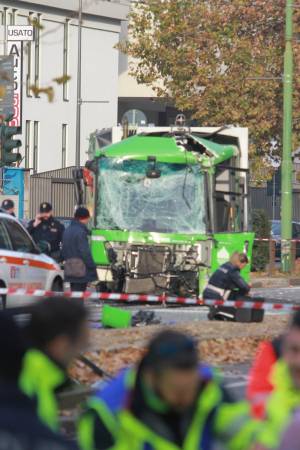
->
<box><xmin>95</xmin><ymin>134</ymin><xmax>236</xmax><ymax>166</ymax></box>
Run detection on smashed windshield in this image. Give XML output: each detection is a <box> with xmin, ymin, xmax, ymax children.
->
<box><xmin>96</xmin><ymin>158</ymin><xmax>206</xmax><ymax>234</ymax></box>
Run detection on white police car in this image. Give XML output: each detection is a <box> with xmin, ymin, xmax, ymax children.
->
<box><xmin>0</xmin><ymin>211</ymin><xmax>63</xmax><ymax>307</ymax></box>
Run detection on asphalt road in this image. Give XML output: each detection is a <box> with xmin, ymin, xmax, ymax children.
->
<box><xmin>220</xmin><ymin>363</ymin><xmax>250</xmax><ymax>400</ymax></box>
<box><xmin>252</xmin><ymin>286</ymin><xmax>300</xmax><ymax>303</ymax></box>
<box><xmin>88</xmin><ymin>286</ymin><xmax>300</xmax><ymax>326</ymax></box>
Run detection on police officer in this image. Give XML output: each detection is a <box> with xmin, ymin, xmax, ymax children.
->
<box><xmin>203</xmin><ymin>252</ymin><xmax>251</xmax><ymax>321</ymax></box>
<box><xmin>27</xmin><ymin>202</ymin><xmax>64</xmax><ymax>261</ymax></box>
<box><xmin>1</xmin><ymin>199</ymin><xmax>15</xmax><ymax>216</ymax></box>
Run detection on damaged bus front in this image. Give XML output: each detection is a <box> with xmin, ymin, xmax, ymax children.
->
<box><xmin>83</xmin><ymin>125</ymin><xmax>253</xmax><ymax>297</ymax></box>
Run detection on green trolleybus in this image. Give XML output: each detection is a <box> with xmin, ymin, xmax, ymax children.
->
<box><xmin>78</xmin><ymin>122</ymin><xmax>253</xmax><ymax>297</ymax></box>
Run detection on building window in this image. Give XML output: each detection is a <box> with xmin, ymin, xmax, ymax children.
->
<box><xmin>10</xmin><ymin>9</ymin><xmax>17</xmax><ymax>25</ymax></box>
<box><xmin>3</xmin><ymin>7</ymin><xmax>8</xmax><ymax>54</ymax></box>
<box><xmin>34</xmin><ymin>13</ymin><xmax>42</xmax><ymax>88</ymax></box>
<box><xmin>25</xmin><ymin>120</ymin><xmax>31</xmax><ymax>169</ymax></box>
<box><xmin>8</xmin><ymin>11</ymin><xmax>12</xmax><ymax>25</ymax></box>
<box><xmin>122</xmin><ymin>109</ymin><xmax>148</xmax><ymax>127</ymax></box>
<box><xmin>63</xmin><ymin>20</ymin><xmax>70</xmax><ymax>101</ymax></box>
<box><xmin>33</xmin><ymin>121</ymin><xmax>39</xmax><ymax>173</ymax></box>
<box><xmin>26</xmin><ymin>13</ymin><xmax>34</xmax><ymax>97</ymax></box>
<box><xmin>2</xmin><ymin>7</ymin><xmax>8</xmax><ymax>26</ymax></box>
<box><xmin>26</xmin><ymin>41</ymin><xmax>32</xmax><ymax>96</ymax></box>
<box><xmin>62</xmin><ymin>124</ymin><xmax>68</xmax><ymax>168</ymax></box>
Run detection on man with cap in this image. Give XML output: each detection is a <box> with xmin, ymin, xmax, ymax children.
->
<box><xmin>62</xmin><ymin>206</ymin><xmax>97</xmax><ymax>292</ymax></box>
<box><xmin>1</xmin><ymin>199</ymin><xmax>15</xmax><ymax>216</ymax></box>
<box><xmin>27</xmin><ymin>202</ymin><xmax>64</xmax><ymax>261</ymax></box>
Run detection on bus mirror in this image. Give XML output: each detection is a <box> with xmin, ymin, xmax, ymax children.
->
<box><xmin>146</xmin><ymin>156</ymin><xmax>161</xmax><ymax>179</ymax></box>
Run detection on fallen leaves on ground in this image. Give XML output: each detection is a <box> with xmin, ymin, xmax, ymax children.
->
<box><xmin>70</xmin><ymin>315</ymin><xmax>289</xmax><ymax>385</ymax></box>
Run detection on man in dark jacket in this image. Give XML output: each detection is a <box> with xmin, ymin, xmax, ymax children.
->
<box><xmin>203</xmin><ymin>252</ymin><xmax>250</xmax><ymax>301</ymax></box>
<box><xmin>0</xmin><ymin>311</ymin><xmax>78</xmax><ymax>450</ymax></box>
<box><xmin>27</xmin><ymin>202</ymin><xmax>65</xmax><ymax>261</ymax></box>
<box><xmin>203</xmin><ymin>252</ymin><xmax>252</xmax><ymax>321</ymax></box>
<box><xmin>62</xmin><ymin>207</ymin><xmax>98</xmax><ymax>292</ymax></box>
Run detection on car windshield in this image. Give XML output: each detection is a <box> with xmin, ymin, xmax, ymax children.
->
<box><xmin>96</xmin><ymin>158</ymin><xmax>206</xmax><ymax>234</ymax></box>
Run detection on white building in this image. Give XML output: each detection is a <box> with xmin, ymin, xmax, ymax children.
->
<box><xmin>0</xmin><ymin>0</ymin><xmax>128</xmax><ymax>172</ymax></box>
<box><xmin>118</xmin><ymin>16</ymin><xmax>180</xmax><ymax>127</ymax></box>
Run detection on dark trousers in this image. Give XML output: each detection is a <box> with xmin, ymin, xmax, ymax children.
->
<box><xmin>70</xmin><ymin>282</ymin><xmax>87</xmax><ymax>292</ymax></box>
<box><xmin>208</xmin><ymin>294</ymin><xmax>250</xmax><ymax>319</ymax></box>
<box><xmin>207</xmin><ymin>294</ymin><xmax>265</xmax><ymax>322</ymax></box>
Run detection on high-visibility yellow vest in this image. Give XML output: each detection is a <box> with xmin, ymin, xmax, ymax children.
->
<box><xmin>257</xmin><ymin>359</ymin><xmax>300</xmax><ymax>449</ymax></box>
<box><xmin>19</xmin><ymin>349</ymin><xmax>65</xmax><ymax>431</ymax></box>
<box><xmin>78</xmin><ymin>367</ymin><xmax>259</xmax><ymax>450</ymax></box>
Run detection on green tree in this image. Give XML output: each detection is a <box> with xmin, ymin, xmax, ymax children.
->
<box><xmin>120</xmin><ymin>0</ymin><xmax>300</xmax><ymax>182</ymax></box>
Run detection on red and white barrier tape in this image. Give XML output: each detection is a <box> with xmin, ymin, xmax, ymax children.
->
<box><xmin>254</xmin><ymin>238</ymin><xmax>300</xmax><ymax>242</ymax></box>
<box><xmin>0</xmin><ymin>288</ymin><xmax>299</xmax><ymax>312</ymax></box>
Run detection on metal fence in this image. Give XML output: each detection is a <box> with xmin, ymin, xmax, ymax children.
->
<box><xmin>29</xmin><ymin>170</ymin><xmax>300</xmax><ymax>221</ymax></box>
<box><xmin>250</xmin><ymin>187</ymin><xmax>300</xmax><ymax>221</ymax></box>
<box><xmin>29</xmin><ymin>167</ymin><xmax>78</xmax><ymax>219</ymax></box>
<box><xmin>253</xmin><ymin>238</ymin><xmax>300</xmax><ymax>274</ymax></box>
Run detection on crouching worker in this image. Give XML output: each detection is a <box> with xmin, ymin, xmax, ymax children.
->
<box><xmin>203</xmin><ymin>252</ymin><xmax>259</xmax><ymax>322</ymax></box>
<box><xmin>78</xmin><ymin>330</ymin><xmax>258</xmax><ymax>450</ymax></box>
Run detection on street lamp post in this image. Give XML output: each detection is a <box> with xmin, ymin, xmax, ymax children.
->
<box><xmin>75</xmin><ymin>0</ymin><xmax>83</xmax><ymax>168</ymax></box>
<box><xmin>281</xmin><ymin>1</ymin><xmax>294</xmax><ymax>272</ymax></box>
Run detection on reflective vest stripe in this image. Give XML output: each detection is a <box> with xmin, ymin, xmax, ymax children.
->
<box><xmin>116</xmin><ymin>381</ymin><xmax>222</xmax><ymax>450</ymax></box>
<box><xmin>87</xmin><ymin>398</ymin><xmax>118</xmax><ymax>437</ymax></box>
<box><xmin>215</xmin><ymin>401</ymin><xmax>260</xmax><ymax>450</ymax></box>
<box><xmin>77</xmin><ymin>412</ymin><xmax>96</xmax><ymax>450</ymax></box>
<box><xmin>19</xmin><ymin>350</ymin><xmax>65</xmax><ymax>431</ymax></box>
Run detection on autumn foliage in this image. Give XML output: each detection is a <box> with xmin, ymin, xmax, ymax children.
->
<box><xmin>121</xmin><ymin>0</ymin><xmax>300</xmax><ymax>182</ymax></box>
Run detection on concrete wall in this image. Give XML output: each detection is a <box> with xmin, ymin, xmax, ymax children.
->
<box><xmin>0</xmin><ymin>1</ymin><xmax>126</xmax><ymax>172</ymax></box>
<box><xmin>118</xmin><ymin>19</ymin><xmax>158</xmax><ymax>99</ymax></box>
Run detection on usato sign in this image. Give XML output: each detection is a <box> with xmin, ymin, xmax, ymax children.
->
<box><xmin>7</xmin><ymin>25</ymin><xmax>34</xmax><ymax>41</ymax></box>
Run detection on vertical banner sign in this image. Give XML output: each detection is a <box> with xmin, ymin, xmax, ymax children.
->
<box><xmin>7</xmin><ymin>41</ymin><xmax>22</xmax><ymax>129</ymax></box>
<box><xmin>0</xmin><ymin>55</ymin><xmax>14</xmax><ymax>121</ymax></box>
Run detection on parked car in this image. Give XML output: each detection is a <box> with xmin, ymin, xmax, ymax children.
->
<box><xmin>0</xmin><ymin>211</ymin><xmax>63</xmax><ymax>308</ymax></box>
<box><xmin>271</xmin><ymin>220</ymin><xmax>300</xmax><ymax>258</ymax></box>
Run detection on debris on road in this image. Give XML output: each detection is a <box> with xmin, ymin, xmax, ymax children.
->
<box><xmin>101</xmin><ymin>305</ymin><xmax>161</xmax><ymax>329</ymax></box>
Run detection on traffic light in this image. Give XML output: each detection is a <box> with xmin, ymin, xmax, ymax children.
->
<box><xmin>0</xmin><ymin>124</ymin><xmax>22</xmax><ymax>166</ymax></box>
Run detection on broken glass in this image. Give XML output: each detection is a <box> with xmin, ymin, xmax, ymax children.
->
<box><xmin>96</xmin><ymin>157</ymin><xmax>206</xmax><ymax>234</ymax></box>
